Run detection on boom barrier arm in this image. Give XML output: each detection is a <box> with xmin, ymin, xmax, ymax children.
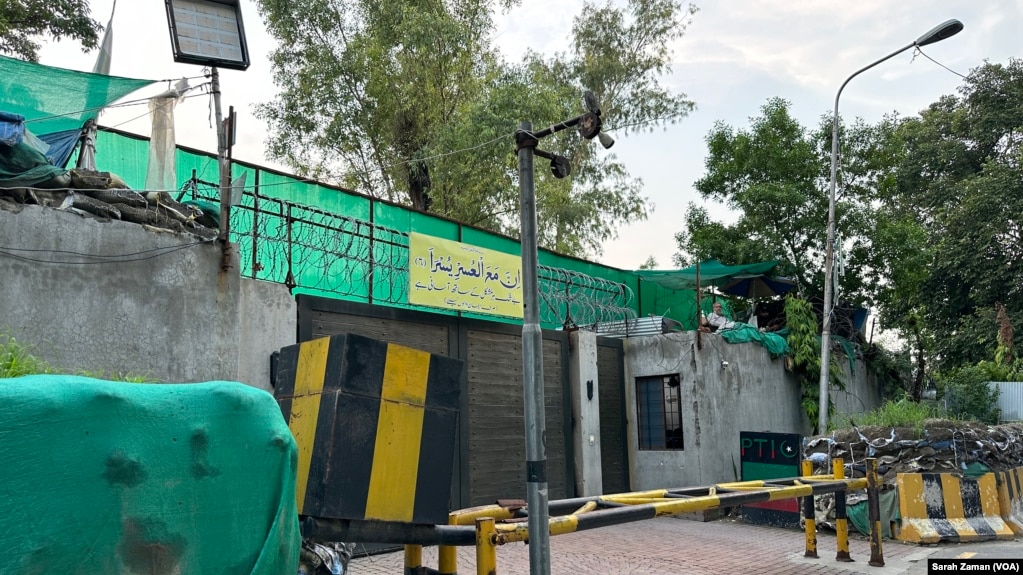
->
<box><xmin>304</xmin><ymin>458</ymin><xmax>884</xmax><ymax>574</ymax></box>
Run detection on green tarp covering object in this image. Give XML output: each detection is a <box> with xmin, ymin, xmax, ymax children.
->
<box><xmin>0</xmin><ymin>55</ymin><xmax>156</xmax><ymax>135</ymax></box>
<box><xmin>635</xmin><ymin>259</ymin><xmax>780</xmax><ymax>291</ymax></box>
<box><xmin>717</xmin><ymin>324</ymin><xmax>789</xmax><ymax>358</ymax></box>
<box><xmin>0</xmin><ymin>375</ymin><xmax>300</xmax><ymax>574</ymax></box>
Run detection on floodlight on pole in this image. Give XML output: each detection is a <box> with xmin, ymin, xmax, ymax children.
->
<box><xmin>514</xmin><ymin>90</ymin><xmax>613</xmax><ymax>575</ymax></box>
<box><xmin>164</xmin><ymin>0</ymin><xmax>250</xmax><ymax>267</ymax></box>
<box><xmin>818</xmin><ymin>19</ymin><xmax>962</xmax><ymax>433</ymax></box>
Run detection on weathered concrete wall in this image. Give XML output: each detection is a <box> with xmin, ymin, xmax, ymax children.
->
<box><xmin>569</xmin><ymin>330</ymin><xmax>603</xmax><ymax>496</ymax></box>
<box><xmin>623</xmin><ymin>331</ymin><xmax>878</xmax><ymax>491</ymax></box>
<box><xmin>0</xmin><ymin>205</ymin><xmax>296</xmax><ymax>388</ymax></box>
<box><xmin>237</xmin><ymin>278</ymin><xmax>297</xmax><ymax>391</ymax></box>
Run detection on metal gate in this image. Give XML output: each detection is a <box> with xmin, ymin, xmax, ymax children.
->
<box><xmin>597</xmin><ymin>337</ymin><xmax>629</xmax><ymax>494</ymax></box>
<box><xmin>296</xmin><ymin>295</ymin><xmax>573</xmax><ymax>509</ymax></box>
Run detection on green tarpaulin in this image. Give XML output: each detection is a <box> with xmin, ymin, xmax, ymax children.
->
<box><xmin>635</xmin><ymin>259</ymin><xmax>780</xmax><ymax>291</ymax></box>
<box><xmin>718</xmin><ymin>324</ymin><xmax>790</xmax><ymax>358</ymax></box>
<box><xmin>0</xmin><ymin>375</ymin><xmax>300</xmax><ymax>574</ymax></box>
<box><xmin>0</xmin><ymin>55</ymin><xmax>155</xmax><ymax>135</ymax></box>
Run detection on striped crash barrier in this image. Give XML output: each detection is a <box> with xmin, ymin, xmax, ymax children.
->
<box><xmin>996</xmin><ymin>467</ymin><xmax>1023</xmax><ymax>535</ymax></box>
<box><xmin>895</xmin><ymin>472</ymin><xmax>1014</xmax><ymax>544</ymax></box>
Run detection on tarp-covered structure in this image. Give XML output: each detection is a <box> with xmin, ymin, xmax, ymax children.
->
<box><xmin>0</xmin><ymin>375</ymin><xmax>300</xmax><ymax>574</ymax></box>
<box><xmin>635</xmin><ymin>259</ymin><xmax>793</xmax><ymax>355</ymax></box>
<box><xmin>0</xmin><ymin>54</ymin><xmax>155</xmax><ymax>167</ymax></box>
<box><xmin>634</xmin><ymin>259</ymin><xmax>783</xmax><ymax>291</ymax></box>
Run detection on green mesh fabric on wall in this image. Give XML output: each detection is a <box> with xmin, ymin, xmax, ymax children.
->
<box><xmin>92</xmin><ymin>128</ymin><xmax>656</xmax><ymax>328</ymax></box>
<box><xmin>0</xmin><ymin>56</ymin><xmax>155</xmax><ymax>135</ymax></box>
<box><xmin>0</xmin><ymin>375</ymin><xmax>300</xmax><ymax>575</ymax></box>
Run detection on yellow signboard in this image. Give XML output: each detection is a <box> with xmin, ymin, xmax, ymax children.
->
<box><xmin>408</xmin><ymin>233</ymin><xmax>524</xmax><ymax>318</ymax></box>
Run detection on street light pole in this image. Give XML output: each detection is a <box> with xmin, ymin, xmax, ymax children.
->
<box><xmin>515</xmin><ymin>94</ymin><xmax>612</xmax><ymax>575</ymax></box>
<box><xmin>516</xmin><ymin>120</ymin><xmax>551</xmax><ymax>575</ymax></box>
<box><xmin>818</xmin><ymin>19</ymin><xmax>963</xmax><ymax>433</ymax></box>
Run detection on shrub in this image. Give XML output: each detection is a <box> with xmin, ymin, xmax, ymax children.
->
<box><xmin>936</xmin><ymin>364</ymin><xmax>1001</xmax><ymax>424</ymax></box>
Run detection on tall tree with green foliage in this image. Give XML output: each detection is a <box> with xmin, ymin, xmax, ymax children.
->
<box><xmin>256</xmin><ymin>0</ymin><xmax>696</xmax><ymax>257</ymax></box>
<box><xmin>894</xmin><ymin>59</ymin><xmax>1023</xmax><ymax>370</ymax></box>
<box><xmin>674</xmin><ymin>97</ymin><xmax>903</xmax><ymax>307</ymax></box>
<box><xmin>0</xmin><ymin>0</ymin><xmax>101</xmax><ymax>62</ymax></box>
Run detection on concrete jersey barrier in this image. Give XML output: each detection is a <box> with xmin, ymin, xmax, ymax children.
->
<box><xmin>895</xmin><ymin>472</ymin><xmax>1014</xmax><ymax>544</ymax></box>
<box><xmin>996</xmin><ymin>468</ymin><xmax>1023</xmax><ymax>535</ymax></box>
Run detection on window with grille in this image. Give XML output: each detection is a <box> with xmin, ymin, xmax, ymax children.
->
<box><xmin>636</xmin><ymin>374</ymin><xmax>683</xmax><ymax>450</ymax></box>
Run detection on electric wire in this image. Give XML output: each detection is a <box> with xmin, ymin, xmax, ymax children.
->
<box><xmin>0</xmin><ymin>238</ymin><xmax>214</xmax><ymax>265</ymax></box>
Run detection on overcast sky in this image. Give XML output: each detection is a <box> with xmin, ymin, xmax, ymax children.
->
<box><xmin>37</xmin><ymin>1</ymin><xmax>1020</xmax><ymax>271</ymax></box>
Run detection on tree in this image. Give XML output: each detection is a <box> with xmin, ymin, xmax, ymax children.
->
<box><xmin>638</xmin><ymin>255</ymin><xmax>658</xmax><ymax>270</ymax></box>
<box><xmin>674</xmin><ymin>98</ymin><xmax>903</xmax><ymax>305</ymax></box>
<box><xmin>256</xmin><ymin>0</ymin><xmax>697</xmax><ymax>257</ymax></box>
<box><xmin>893</xmin><ymin>59</ymin><xmax>1023</xmax><ymax>369</ymax></box>
<box><xmin>0</xmin><ymin>0</ymin><xmax>101</xmax><ymax>62</ymax></box>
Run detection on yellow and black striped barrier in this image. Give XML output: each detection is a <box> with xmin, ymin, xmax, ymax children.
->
<box><xmin>275</xmin><ymin>333</ymin><xmax>463</xmax><ymax>525</ymax></box>
<box><xmin>895</xmin><ymin>472</ymin><xmax>1014</xmax><ymax>544</ymax></box>
<box><xmin>996</xmin><ymin>467</ymin><xmax>1023</xmax><ymax>535</ymax></box>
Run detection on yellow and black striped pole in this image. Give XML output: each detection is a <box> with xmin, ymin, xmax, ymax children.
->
<box><xmin>867</xmin><ymin>457</ymin><xmax>885</xmax><ymax>567</ymax></box>
<box><xmin>801</xmin><ymin>460</ymin><xmax>818</xmax><ymax>558</ymax></box>
<box><xmin>833</xmin><ymin>458</ymin><xmax>852</xmax><ymax>562</ymax></box>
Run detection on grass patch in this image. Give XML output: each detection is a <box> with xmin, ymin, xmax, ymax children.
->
<box><xmin>847</xmin><ymin>398</ymin><xmax>946</xmax><ymax>435</ymax></box>
<box><xmin>0</xmin><ymin>334</ymin><xmax>55</xmax><ymax>378</ymax></box>
<box><xmin>1</xmin><ymin>333</ymin><xmax>155</xmax><ymax>382</ymax></box>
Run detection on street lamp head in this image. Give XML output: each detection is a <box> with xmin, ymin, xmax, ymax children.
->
<box><xmin>914</xmin><ymin>19</ymin><xmax>963</xmax><ymax>47</ymax></box>
<box><xmin>597</xmin><ymin>132</ymin><xmax>615</xmax><ymax>149</ymax></box>
<box><xmin>578</xmin><ymin>112</ymin><xmax>602</xmax><ymax>140</ymax></box>
<box><xmin>549</xmin><ymin>154</ymin><xmax>571</xmax><ymax>179</ymax></box>
<box><xmin>583</xmin><ymin>90</ymin><xmax>601</xmax><ymax>115</ymax></box>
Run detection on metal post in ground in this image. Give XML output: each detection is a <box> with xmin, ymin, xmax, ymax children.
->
<box><xmin>404</xmin><ymin>544</ymin><xmax>422</xmax><ymax>575</ymax></box>
<box><xmin>833</xmin><ymin>458</ymin><xmax>852</xmax><ymax>562</ymax></box>
<box><xmin>476</xmin><ymin>517</ymin><xmax>498</xmax><ymax>575</ymax></box>
<box><xmin>515</xmin><ymin>121</ymin><xmax>551</xmax><ymax>575</ymax></box>
<box><xmin>867</xmin><ymin>457</ymin><xmax>885</xmax><ymax>567</ymax></box>
<box><xmin>438</xmin><ymin>512</ymin><xmax>458</xmax><ymax>575</ymax></box>
<box><xmin>801</xmin><ymin>459</ymin><xmax>818</xmax><ymax>558</ymax></box>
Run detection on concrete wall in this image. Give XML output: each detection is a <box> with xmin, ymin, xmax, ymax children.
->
<box><xmin>622</xmin><ymin>331</ymin><xmax>878</xmax><ymax>491</ymax></box>
<box><xmin>0</xmin><ymin>205</ymin><xmax>296</xmax><ymax>389</ymax></box>
<box><xmin>569</xmin><ymin>330</ymin><xmax>603</xmax><ymax>496</ymax></box>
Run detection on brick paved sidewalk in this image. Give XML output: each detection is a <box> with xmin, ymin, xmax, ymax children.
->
<box><xmin>347</xmin><ymin>516</ymin><xmax>937</xmax><ymax>574</ymax></box>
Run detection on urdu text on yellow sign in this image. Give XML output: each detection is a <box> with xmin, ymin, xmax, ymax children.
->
<box><xmin>408</xmin><ymin>233</ymin><xmax>523</xmax><ymax>319</ymax></box>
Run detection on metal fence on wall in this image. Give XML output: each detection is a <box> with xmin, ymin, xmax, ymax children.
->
<box><xmin>183</xmin><ymin>185</ymin><xmax>635</xmax><ymax>329</ymax></box>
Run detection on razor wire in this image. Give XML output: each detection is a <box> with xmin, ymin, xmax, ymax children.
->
<box><xmin>189</xmin><ymin>184</ymin><xmax>635</xmax><ymax>325</ymax></box>
<box><xmin>538</xmin><ymin>265</ymin><xmax>636</xmax><ymax>328</ymax></box>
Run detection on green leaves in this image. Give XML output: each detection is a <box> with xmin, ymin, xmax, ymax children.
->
<box><xmin>256</xmin><ymin>0</ymin><xmax>695</xmax><ymax>257</ymax></box>
<box><xmin>0</xmin><ymin>0</ymin><xmax>101</xmax><ymax>61</ymax></box>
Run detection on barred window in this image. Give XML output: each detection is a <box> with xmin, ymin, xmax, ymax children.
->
<box><xmin>636</xmin><ymin>374</ymin><xmax>683</xmax><ymax>450</ymax></box>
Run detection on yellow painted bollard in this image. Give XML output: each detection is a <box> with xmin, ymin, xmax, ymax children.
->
<box><xmin>476</xmin><ymin>517</ymin><xmax>497</xmax><ymax>575</ymax></box>
<box><xmin>867</xmin><ymin>457</ymin><xmax>885</xmax><ymax>567</ymax></box>
<box><xmin>833</xmin><ymin>458</ymin><xmax>852</xmax><ymax>562</ymax></box>
<box><xmin>405</xmin><ymin>545</ymin><xmax>423</xmax><ymax>575</ymax></box>
<box><xmin>439</xmin><ymin>511</ymin><xmax>459</xmax><ymax>575</ymax></box>
<box><xmin>801</xmin><ymin>459</ymin><xmax>818</xmax><ymax>558</ymax></box>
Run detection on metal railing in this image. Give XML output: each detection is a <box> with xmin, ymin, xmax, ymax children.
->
<box><xmin>181</xmin><ymin>183</ymin><xmax>637</xmax><ymax>327</ymax></box>
<box><xmin>301</xmin><ymin>458</ymin><xmax>887</xmax><ymax>574</ymax></box>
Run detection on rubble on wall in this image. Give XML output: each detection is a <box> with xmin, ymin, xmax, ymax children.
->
<box><xmin>0</xmin><ymin>174</ymin><xmax>219</xmax><ymax>239</ymax></box>
<box><xmin>801</xmin><ymin>420</ymin><xmax>1023</xmax><ymax>534</ymax></box>
<box><xmin>804</xmin><ymin>420</ymin><xmax>1023</xmax><ymax>483</ymax></box>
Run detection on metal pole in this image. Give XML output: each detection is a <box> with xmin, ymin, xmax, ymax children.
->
<box><xmin>800</xmin><ymin>459</ymin><xmax>818</xmax><ymax>558</ymax></box>
<box><xmin>833</xmin><ymin>458</ymin><xmax>852</xmax><ymax>562</ymax></box>
<box><xmin>866</xmin><ymin>457</ymin><xmax>885</xmax><ymax>567</ymax></box>
<box><xmin>819</xmin><ymin>42</ymin><xmax>914</xmax><ymax>433</ymax></box>
<box><xmin>211</xmin><ymin>67</ymin><xmax>232</xmax><ymax>256</ymax></box>
<box><xmin>516</xmin><ymin>120</ymin><xmax>551</xmax><ymax>575</ymax></box>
